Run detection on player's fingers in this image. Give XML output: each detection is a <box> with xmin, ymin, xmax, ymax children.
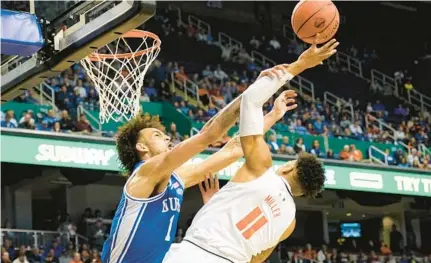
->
<box><xmin>269</xmin><ymin>68</ymin><xmax>281</xmax><ymax>79</ymax></box>
<box><xmin>283</xmin><ymin>90</ymin><xmax>297</xmax><ymax>98</ymax></box>
<box><xmin>322</xmin><ymin>49</ymin><xmax>337</xmax><ymax>60</ymax></box>
<box><xmin>285</xmin><ymin>98</ymin><xmax>296</xmax><ymax>105</ymax></box>
<box><xmin>215</xmin><ymin>174</ymin><xmax>220</xmax><ymax>189</ymax></box>
<box><xmin>198</xmin><ymin>181</ymin><xmax>205</xmax><ymax>193</ymax></box>
<box><xmin>204</xmin><ymin>174</ymin><xmax>210</xmax><ymax>189</ymax></box>
<box><xmin>312</xmin><ymin>33</ymin><xmax>320</xmax><ymax>48</ymax></box>
<box><xmin>286</xmin><ymin>104</ymin><xmax>298</xmax><ymax>111</ymax></box>
<box><xmin>209</xmin><ymin>173</ymin><xmax>215</xmax><ymax>189</ymax></box>
<box><xmin>327</xmin><ymin>41</ymin><xmax>340</xmax><ymax>51</ymax></box>
<box><xmin>321</xmin><ymin>39</ymin><xmax>337</xmax><ymax>51</ymax></box>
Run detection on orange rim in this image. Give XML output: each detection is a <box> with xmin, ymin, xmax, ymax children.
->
<box><xmin>87</xmin><ymin>30</ymin><xmax>161</xmax><ymax>61</ymax></box>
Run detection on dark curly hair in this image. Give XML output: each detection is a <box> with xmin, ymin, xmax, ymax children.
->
<box><xmin>296</xmin><ymin>153</ymin><xmax>325</xmax><ymax>197</ymax></box>
<box><xmin>116</xmin><ymin>114</ymin><xmax>164</xmax><ymax>175</ymax></box>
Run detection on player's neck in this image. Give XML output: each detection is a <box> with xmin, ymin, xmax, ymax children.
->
<box><xmin>280</xmin><ymin>173</ymin><xmax>300</xmax><ymax>197</ymax></box>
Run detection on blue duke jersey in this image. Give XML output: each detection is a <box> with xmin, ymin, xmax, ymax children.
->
<box><xmin>102</xmin><ymin>161</ymin><xmax>184</xmax><ymax>263</ymax></box>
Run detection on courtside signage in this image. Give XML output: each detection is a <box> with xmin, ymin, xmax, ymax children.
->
<box><xmin>1</xmin><ymin>134</ymin><xmax>118</xmax><ymax>171</ymax></box>
<box><xmin>1</xmin><ymin>134</ymin><xmax>430</xmax><ymax>197</ymax></box>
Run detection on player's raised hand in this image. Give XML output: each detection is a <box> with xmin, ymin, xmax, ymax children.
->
<box><xmin>199</xmin><ymin>173</ymin><xmax>220</xmax><ymax>204</ymax></box>
<box><xmin>257</xmin><ymin>64</ymin><xmax>290</xmax><ymax>80</ymax></box>
<box><xmin>298</xmin><ymin>33</ymin><xmax>339</xmax><ymax>69</ymax></box>
<box><xmin>272</xmin><ymin>90</ymin><xmax>298</xmax><ymax>118</ymax></box>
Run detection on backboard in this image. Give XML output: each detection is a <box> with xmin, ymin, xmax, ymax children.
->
<box><xmin>1</xmin><ymin>0</ymin><xmax>156</xmax><ymax>102</ymax></box>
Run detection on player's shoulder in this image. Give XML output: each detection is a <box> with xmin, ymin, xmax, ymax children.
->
<box><xmin>132</xmin><ymin>153</ymin><xmax>170</xmax><ymax>180</ymax></box>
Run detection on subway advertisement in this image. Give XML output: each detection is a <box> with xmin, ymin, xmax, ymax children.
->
<box><xmin>1</xmin><ymin>131</ymin><xmax>430</xmax><ymax>197</ymax></box>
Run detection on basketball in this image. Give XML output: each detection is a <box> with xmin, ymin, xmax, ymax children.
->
<box><xmin>291</xmin><ymin>0</ymin><xmax>340</xmax><ymax>44</ymax></box>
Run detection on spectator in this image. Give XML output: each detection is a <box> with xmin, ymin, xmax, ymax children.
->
<box><xmin>18</xmin><ymin>112</ymin><xmax>36</xmax><ymax>130</ymax></box>
<box><xmin>36</xmin><ymin>120</ymin><xmax>51</xmax><ymax>131</ymax></box>
<box><xmin>44</xmin><ymin>109</ymin><xmax>58</xmax><ymax>128</ymax></box>
<box><xmin>74</xmin><ymin>114</ymin><xmax>93</xmax><ymax>133</ymax></box>
<box><xmin>89</xmin><ymin>219</ymin><xmax>106</xmax><ymax>251</ymax></box>
<box><xmin>59</xmin><ymin>110</ymin><xmax>74</xmax><ymax>132</ymax></box>
<box><xmin>340</xmin><ymin>145</ymin><xmax>351</xmax><ymax>160</ymax></box>
<box><xmin>269</xmin><ymin>36</ymin><xmax>281</xmax><ymax>50</ymax></box>
<box><xmin>45</xmin><ymin>249</ymin><xmax>59</xmax><ymax>263</ymax></box>
<box><xmin>309</xmin><ymin>140</ymin><xmax>322</xmax><ymax>157</ymax></box>
<box><xmin>390</xmin><ymin>224</ymin><xmax>403</xmax><ymax>253</ymax></box>
<box><xmin>304</xmin><ymin>243</ymin><xmax>316</xmax><ymax>260</ymax></box>
<box><xmin>206</xmin><ymin>104</ymin><xmax>217</xmax><ymax>118</ymax></box>
<box><xmin>327</xmin><ymin>149</ymin><xmax>335</xmax><ymax>159</ymax></box>
<box><xmin>350</xmin><ymin>121</ymin><xmax>364</xmax><ymax>137</ymax></box>
<box><xmin>70</xmin><ymin>253</ymin><xmax>83</xmax><ymax>263</ymax></box>
<box><xmin>28</xmin><ymin>248</ymin><xmax>44</xmax><ymax>263</ymax></box>
<box><xmin>317</xmin><ymin>245</ymin><xmax>327</xmax><ymax>263</ymax></box>
<box><xmin>144</xmin><ymin>79</ymin><xmax>157</xmax><ymax>100</ymax></box>
<box><xmin>167</xmin><ymin>122</ymin><xmax>183</xmax><ymax>145</ymax></box>
<box><xmin>1</xmin><ymin>113</ymin><xmax>17</xmax><ymax>128</ymax></box>
<box><xmin>194</xmin><ymin>109</ymin><xmax>207</xmax><ymax>123</ymax></box>
<box><xmin>394</xmin><ymin>125</ymin><xmax>406</xmax><ymax>141</ymax></box>
<box><xmin>179</xmin><ymin>101</ymin><xmax>190</xmax><ymax>116</ymax></box>
<box><xmin>90</xmin><ymin>250</ymin><xmax>101</xmax><ymax>263</ymax></box>
<box><xmin>294</xmin><ymin>138</ymin><xmax>306</xmax><ymax>154</ymax></box>
<box><xmin>213</xmin><ymin>65</ymin><xmax>228</xmax><ymax>81</ymax></box>
<box><xmin>201</xmin><ymin>65</ymin><xmax>213</xmax><ymax>79</ymax></box>
<box><xmin>280</xmin><ymin>136</ymin><xmax>295</xmax><ymax>155</ymax></box>
<box><xmin>249</xmin><ymin>36</ymin><xmax>260</xmax><ymax>49</ymax></box>
<box><xmin>267</xmin><ymin>134</ymin><xmax>280</xmax><ymax>153</ymax></box>
<box><xmin>74</xmin><ymin>80</ymin><xmax>87</xmax><ymax>99</ymax></box>
<box><xmin>2</xmin><ymin>239</ymin><xmax>15</xmax><ymax>260</ymax></box>
<box><xmin>313</xmin><ymin>117</ymin><xmax>324</xmax><ymax>134</ymax></box>
<box><xmin>350</xmin><ymin>145</ymin><xmax>363</xmax><ymax>161</ymax></box>
<box><xmin>12</xmin><ymin>252</ymin><xmax>29</xmax><ymax>263</ymax></box>
<box><xmin>80</xmin><ymin>250</ymin><xmax>90</xmax><ymax>263</ymax></box>
<box><xmin>2</xmin><ymin>251</ymin><xmax>11</xmax><ymax>263</ymax></box>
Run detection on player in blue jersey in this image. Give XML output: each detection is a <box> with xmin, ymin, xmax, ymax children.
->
<box><xmin>100</xmin><ymin>67</ymin><xmax>290</xmax><ymax>263</ymax></box>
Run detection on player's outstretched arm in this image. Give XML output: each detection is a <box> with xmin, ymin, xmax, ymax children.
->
<box><xmin>177</xmin><ymin>90</ymin><xmax>297</xmax><ymax>188</ymax></box>
<box><xmin>240</xmin><ymin>35</ymin><xmax>338</xmax><ymax>178</ymax></box>
<box><xmin>145</xmin><ymin>67</ymin><xmax>290</xmax><ymax>185</ymax></box>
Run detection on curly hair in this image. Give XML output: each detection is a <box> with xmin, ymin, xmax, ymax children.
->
<box><xmin>116</xmin><ymin>113</ymin><xmax>165</xmax><ymax>175</ymax></box>
<box><xmin>296</xmin><ymin>153</ymin><xmax>325</xmax><ymax>197</ymax></box>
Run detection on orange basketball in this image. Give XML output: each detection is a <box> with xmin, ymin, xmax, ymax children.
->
<box><xmin>291</xmin><ymin>0</ymin><xmax>340</xmax><ymax>44</ymax></box>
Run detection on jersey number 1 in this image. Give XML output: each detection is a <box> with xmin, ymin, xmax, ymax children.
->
<box><xmin>235</xmin><ymin>206</ymin><xmax>268</xmax><ymax>239</ymax></box>
<box><xmin>165</xmin><ymin>215</ymin><xmax>175</xmax><ymax>241</ymax></box>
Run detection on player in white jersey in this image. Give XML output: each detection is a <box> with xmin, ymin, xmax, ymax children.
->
<box><xmin>163</xmin><ymin>35</ymin><xmax>338</xmax><ymax>263</ymax></box>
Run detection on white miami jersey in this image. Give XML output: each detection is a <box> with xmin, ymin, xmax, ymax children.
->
<box><xmin>184</xmin><ymin>169</ymin><xmax>296</xmax><ymax>263</ymax></box>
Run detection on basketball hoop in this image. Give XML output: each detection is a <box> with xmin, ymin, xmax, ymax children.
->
<box><xmin>80</xmin><ymin>30</ymin><xmax>161</xmax><ymax>123</ymax></box>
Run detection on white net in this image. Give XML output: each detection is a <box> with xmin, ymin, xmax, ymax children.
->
<box><xmin>80</xmin><ymin>30</ymin><xmax>161</xmax><ymax>123</ymax></box>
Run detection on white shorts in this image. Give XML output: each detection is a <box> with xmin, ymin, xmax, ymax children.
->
<box><xmin>163</xmin><ymin>240</ymin><xmax>233</xmax><ymax>263</ymax></box>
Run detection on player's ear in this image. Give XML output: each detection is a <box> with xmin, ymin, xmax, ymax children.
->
<box><xmin>277</xmin><ymin>161</ymin><xmax>296</xmax><ymax>176</ymax></box>
<box><xmin>136</xmin><ymin>142</ymin><xmax>149</xmax><ymax>154</ymax></box>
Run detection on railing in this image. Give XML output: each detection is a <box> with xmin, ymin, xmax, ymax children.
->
<box><xmin>0</xmin><ymin>228</ymin><xmax>82</xmax><ymax>249</ymax></box>
<box><xmin>217</xmin><ymin>32</ymin><xmax>243</xmax><ymax>49</ymax></box>
<box><xmin>332</xmin><ymin>51</ymin><xmax>364</xmax><ymax>79</ymax></box>
<box><xmin>171</xmin><ymin>72</ymin><xmax>201</xmax><ymax>105</ymax></box>
<box><xmin>324</xmin><ymin>91</ymin><xmax>354</xmax><ymax>121</ymax></box>
<box><xmin>0</xmin><ymin>55</ymin><xmax>32</xmax><ymax>75</ymax></box>
<box><xmin>407</xmin><ymin>89</ymin><xmax>431</xmax><ymax>112</ymax></box>
<box><xmin>35</xmin><ymin>82</ymin><xmax>57</xmax><ymax>110</ymax></box>
<box><xmin>365</xmin><ymin>113</ymin><xmax>410</xmax><ymax>154</ymax></box>
<box><xmin>371</xmin><ymin>69</ymin><xmax>399</xmax><ymax>97</ymax></box>
<box><xmin>188</xmin><ymin>15</ymin><xmax>211</xmax><ymax>35</ymax></box>
<box><xmin>77</xmin><ymin>104</ymin><xmax>102</xmax><ymax>131</ymax></box>
<box><xmin>282</xmin><ymin>23</ymin><xmax>296</xmax><ymax>42</ymax></box>
<box><xmin>251</xmin><ymin>50</ymin><xmax>276</xmax><ymax>68</ymax></box>
<box><xmin>168</xmin><ymin>4</ymin><xmax>183</xmax><ymax>26</ymax></box>
<box><xmin>290</xmin><ymin>76</ymin><xmax>315</xmax><ymax>101</ymax></box>
<box><xmin>369</xmin><ymin>145</ymin><xmax>388</xmax><ymax>165</ymax></box>
<box><xmin>419</xmin><ymin>143</ymin><xmax>431</xmax><ymax>157</ymax></box>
